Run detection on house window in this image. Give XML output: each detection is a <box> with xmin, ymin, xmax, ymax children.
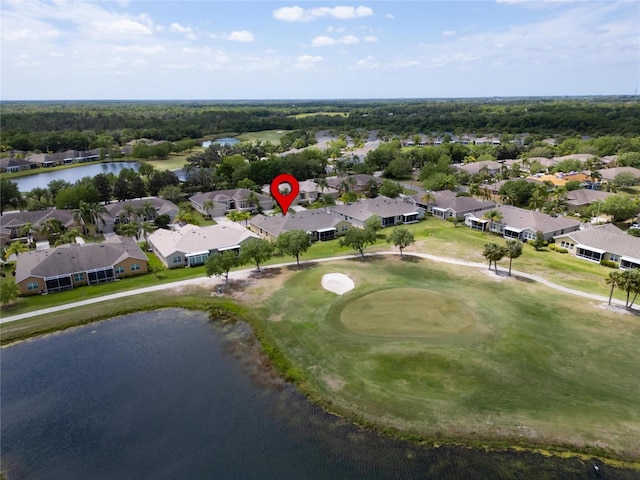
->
<box><xmin>131</xmin><ymin>263</ymin><xmax>141</xmax><ymax>271</ymax></box>
<box><xmin>610</xmin><ymin>254</ymin><xmax>620</xmax><ymax>262</ymax></box>
<box><xmin>27</xmin><ymin>282</ymin><xmax>39</xmax><ymax>291</ymax></box>
<box><xmin>73</xmin><ymin>273</ymin><xmax>85</xmax><ymax>282</ymax></box>
<box><xmin>341</xmin><ymin>225</ymin><xmax>349</xmax><ymax>232</ymax></box>
<box><xmin>115</xmin><ymin>266</ymin><xmax>125</xmax><ymax>274</ymax></box>
<box><xmin>173</xmin><ymin>256</ymin><xmax>183</xmax><ymax>265</ymax></box>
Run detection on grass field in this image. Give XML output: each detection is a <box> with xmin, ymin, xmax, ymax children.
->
<box><xmin>289</xmin><ymin>112</ymin><xmax>348</xmax><ymax>119</ymax></box>
<box><xmin>236</xmin><ymin>130</ymin><xmax>292</xmax><ymax>145</ymax></box>
<box><xmin>247</xmin><ymin>256</ymin><xmax>640</xmax><ymax>462</ymax></box>
<box><xmin>144</xmin><ymin>148</ymin><xmax>205</xmax><ymax>171</ymax></box>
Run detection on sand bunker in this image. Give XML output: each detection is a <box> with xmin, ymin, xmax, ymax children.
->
<box><xmin>321</xmin><ymin>273</ymin><xmax>355</xmax><ymax>295</ymax></box>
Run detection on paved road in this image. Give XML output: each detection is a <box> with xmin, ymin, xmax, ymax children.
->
<box><xmin>0</xmin><ymin>252</ymin><xmax>627</xmax><ymax>325</ymax></box>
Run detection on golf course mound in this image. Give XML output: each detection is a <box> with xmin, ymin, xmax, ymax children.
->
<box><xmin>340</xmin><ymin>288</ymin><xmax>477</xmax><ymax>337</ymax></box>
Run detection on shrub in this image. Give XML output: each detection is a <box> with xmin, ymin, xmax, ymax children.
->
<box><xmin>600</xmin><ymin>259</ymin><xmax>619</xmax><ymax>269</ymax></box>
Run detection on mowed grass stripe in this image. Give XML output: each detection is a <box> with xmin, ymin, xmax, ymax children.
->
<box><xmin>251</xmin><ymin>256</ymin><xmax>640</xmax><ymax>460</ymax></box>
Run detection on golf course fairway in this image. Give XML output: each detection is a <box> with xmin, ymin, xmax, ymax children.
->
<box><xmin>247</xmin><ymin>255</ymin><xmax>640</xmax><ymax>462</ymax></box>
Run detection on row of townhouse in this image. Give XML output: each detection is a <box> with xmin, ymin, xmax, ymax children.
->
<box><xmin>0</xmin><ymin>149</ymin><xmax>104</xmax><ymax>172</ymax></box>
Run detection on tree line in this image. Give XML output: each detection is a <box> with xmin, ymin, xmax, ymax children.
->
<box><xmin>3</xmin><ymin>97</ymin><xmax>640</xmax><ymax>153</ymax></box>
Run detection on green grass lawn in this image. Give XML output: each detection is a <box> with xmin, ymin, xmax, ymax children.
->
<box><xmin>3</xmin><ymin>216</ymin><xmax>625</xmax><ymax>318</ymax></box>
<box><xmin>248</xmin><ymin>257</ymin><xmax>640</xmax><ymax>461</ymax></box>
<box><xmin>236</xmin><ymin>130</ymin><xmax>292</xmax><ymax>145</ymax></box>
<box><xmin>144</xmin><ymin>148</ymin><xmax>204</xmax><ymax>171</ymax></box>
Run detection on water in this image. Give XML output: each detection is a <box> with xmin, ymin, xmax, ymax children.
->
<box><xmin>12</xmin><ymin>162</ymin><xmax>140</xmax><ymax>193</ymax></box>
<box><xmin>1</xmin><ymin>309</ymin><xmax>633</xmax><ymax>480</ymax></box>
<box><xmin>202</xmin><ymin>137</ymin><xmax>240</xmax><ymax>148</ymax></box>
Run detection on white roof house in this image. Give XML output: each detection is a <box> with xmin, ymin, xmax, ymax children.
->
<box><xmin>148</xmin><ymin>223</ymin><xmax>258</xmax><ymax>268</ymax></box>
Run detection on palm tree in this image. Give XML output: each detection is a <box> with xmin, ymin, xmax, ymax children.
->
<box><xmin>18</xmin><ymin>222</ymin><xmax>38</xmax><ymax>245</ymax></box>
<box><xmin>3</xmin><ymin>241</ymin><xmax>28</xmax><ymax>261</ymax></box>
<box><xmin>606</xmin><ymin>270</ymin><xmax>623</xmax><ymax>306</ymax></box>
<box><xmin>528</xmin><ymin>188</ymin><xmax>547</xmax><ymax>211</ymax></box>
<box><xmin>138</xmin><ymin>201</ymin><xmax>157</xmax><ymax>222</ymax></box>
<box><xmin>202</xmin><ymin>199</ymin><xmax>215</xmax><ymax>219</ymax></box>
<box><xmin>421</xmin><ymin>191</ymin><xmax>435</xmax><ymax>206</ymax></box>
<box><xmin>39</xmin><ymin>218</ymin><xmax>63</xmax><ymax>242</ymax></box>
<box><xmin>121</xmin><ymin>203</ymin><xmax>137</xmax><ymax>224</ymax></box>
<box><xmin>140</xmin><ymin>221</ymin><xmax>155</xmax><ymax>244</ymax></box>
<box><xmin>118</xmin><ymin>221</ymin><xmax>140</xmax><ymax>239</ymax></box>
<box><xmin>482</xmin><ymin>242</ymin><xmax>505</xmax><ymax>272</ymax></box>
<box><xmin>88</xmin><ymin>202</ymin><xmax>108</xmax><ymax>233</ymax></box>
<box><xmin>483</xmin><ymin>209</ymin><xmax>503</xmax><ymax>233</ymax></box>
<box><xmin>504</xmin><ymin>239</ymin><xmax>523</xmax><ymax>276</ymax></box>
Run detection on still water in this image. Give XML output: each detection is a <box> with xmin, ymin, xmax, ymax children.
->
<box><xmin>12</xmin><ymin>162</ymin><xmax>140</xmax><ymax>193</ymax></box>
<box><xmin>1</xmin><ymin>309</ymin><xmax>632</xmax><ymax>480</ymax></box>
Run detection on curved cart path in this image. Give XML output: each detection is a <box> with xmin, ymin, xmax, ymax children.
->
<box><xmin>0</xmin><ymin>251</ymin><xmax>628</xmax><ymax>324</ymax></box>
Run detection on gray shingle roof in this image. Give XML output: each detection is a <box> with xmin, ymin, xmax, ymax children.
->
<box><xmin>250</xmin><ymin>210</ymin><xmax>344</xmax><ymax>237</ymax></box>
<box><xmin>15</xmin><ymin>235</ymin><xmax>146</xmax><ymax>282</ymax></box>
<box><xmin>189</xmin><ymin>188</ymin><xmax>270</xmax><ymax>206</ymax></box>
<box><xmin>492</xmin><ymin>204</ymin><xmax>581</xmax><ymax>234</ymax></box>
<box><xmin>566</xmin><ymin>188</ymin><xmax>613</xmax><ymax>207</ymax></box>
<box><xmin>430</xmin><ymin>190</ymin><xmax>495</xmax><ymax>213</ymax></box>
<box><xmin>558</xmin><ymin>225</ymin><xmax>640</xmax><ymax>260</ymax></box>
<box><xmin>330</xmin><ymin>196</ymin><xmax>419</xmax><ymax>221</ymax></box>
<box><xmin>148</xmin><ymin>223</ymin><xmax>258</xmax><ymax>258</ymax></box>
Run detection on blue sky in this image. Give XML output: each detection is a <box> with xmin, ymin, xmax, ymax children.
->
<box><xmin>1</xmin><ymin>1</ymin><xmax>638</xmax><ymax>100</ymax></box>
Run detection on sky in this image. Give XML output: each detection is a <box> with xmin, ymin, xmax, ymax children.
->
<box><xmin>1</xmin><ymin>0</ymin><xmax>639</xmax><ymax>100</ymax></box>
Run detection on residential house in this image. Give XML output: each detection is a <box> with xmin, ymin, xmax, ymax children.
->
<box><xmin>15</xmin><ymin>235</ymin><xmax>148</xmax><ymax>295</ymax></box>
<box><xmin>464</xmin><ymin>204</ymin><xmax>581</xmax><ymax>240</ymax></box>
<box><xmin>297</xmin><ymin>180</ymin><xmax>339</xmax><ymax>204</ymax></box>
<box><xmin>554</xmin><ymin>224</ymin><xmax>640</xmax><ymax>269</ymax></box>
<box><xmin>104</xmin><ymin>197</ymin><xmax>179</xmax><ymax>231</ymax></box>
<box><xmin>148</xmin><ymin>223</ymin><xmax>258</xmax><ymax>268</ymax></box>
<box><xmin>454</xmin><ymin>161</ymin><xmax>502</xmax><ymax>176</ymax></box>
<box><xmin>565</xmin><ymin>188</ymin><xmax>613</xmax><ymax>211</ymax></box>
<box><xmin>0</xmin><ymin>157</ymin><xmax>37</xmax><ymax>173</ymax></box>
<box><xmin>190</xmin><ymin>189</ymin><xmax>272</xmax><ymax>218</ymax></box>
<box><xmin>24</xmin><ymin>149</ymin><xmax>102</xmax><ymax>168</ymax></box>
<box><xmin>249</xmin><ymin>210</ymin><xmax>351</xmax><ymax>242</ymax></box>
<box><xmin>414</xmin><ymin>190</ymin><xmax>495</xmax><ymax>220</ymax></box>
<box><xmin>329</xmin><ymin>196</ymin><xmax>425</xmax><ymax>228</ymax></box>
<box><xmin>598</xmin><ymin>166</ymin><xmax>640</xmax><ymax>183</ymax></box>
<box><xmin>325</xmin><ymin>174</ymin><xmax>382</xmax><ymax>194</ymax></box>
<box><xmin>0</xmin><ymin>208</ymin><xmax>77</xmax><ymax>248</ymax></box>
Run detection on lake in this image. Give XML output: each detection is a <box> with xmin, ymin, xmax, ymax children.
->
<box><xmin>12</xmin><ymin>162</ymin><xmax>140</xmax><ymax>193</ymax></box>
<box><xmin>0</xmin><ymin>309</ymin><xmax>630</xmax><ymax>480</ymax></box>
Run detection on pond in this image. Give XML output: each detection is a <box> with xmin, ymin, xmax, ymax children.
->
<box><xmin>12</xmin><ymin>162</ymin><xmax>140</xmax><ymax>193</ymax></box>
<box><xmin>0</xmin><ymin>309</ymin><xmax>630</xmax><ymax>480</ymax></box>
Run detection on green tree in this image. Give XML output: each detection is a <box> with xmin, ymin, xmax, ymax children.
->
<box><xmin>483</xmin><ymin>209</ymin><xmax>503</xmax><ymax>233</ymax></box>
<box><xmin>423</xmin><ymin>172</ymin><xmax>457</xmax><ymax>192</ymax></box>
<box><xmin>3</xmin><ymin>241</ymin><xmax>28</xmax><ymax>260</ymax></box>
<box><xmin>159</xmin><ymin>185</ymin><xmax>184</xmax><ymax>204</ymax></box>
<box><xmin>482</xmin><ymin>242</ymin><xmax>505</xmax><ymax>272</ymax></box>
<box><xmin>613</xmin><ymin>172</ymin><xmax>637</xmax><ymax>188</ymax></box>
<box><xmin>205</xmin><ymin>250</ymin><xmax>240</xmax><ymax>285</ymax></box>
<box><xmin>617</xmin><ymin>268</ymin><xmax>640</xmax><ymax>309</ymax></box>
<box><xmin>276</xmin><ymin>230</ymin><xmax>312</xmax><ymax>267</ymax></box>
<box><xmin>530</xmin><ymin>230</ymin><xmax>547</xmax><ymax>251</ymax></box>
<box><xmin>601</xmin><ymin>195</ymin><xmax>638</xmax><ymax>222</ymax></box>
<box><xmin>239</xmin><ymin>238</ymin><xmax>274</xmax><ymax>272</ymax></box>
<box><xmin>339</xmin><ymin>227</ymin><xmax>376</xmax><ymax>259</ymax></box>
<box><xmin>386</xmin><ymin>227</ymin><xmax>415</xmax><ymax>257</ymax></box>
<box><xmin>39</xmin><ymin>218</ymin><xmax>64</xmax><ymax>242</ymax></box>
<box><xmin>379</xmin><ymin>180</ymin><xmax>403</xmax><ymax>198</ymax></box>
<box><xmin>0</xmin><ymin>178</ymin><xmax>22</xmax><ymax>214</ymax></box>
<box><xmin>364</xmin><ymin>215</ymin><xmax>383</xmax><ymax>237</ymax></box>
<box><xmin>504</xmin><ymin>239</ymin><xmax>523</xmax><ymax>276</ymax></box>
<box><xmin>138</xmin><ymin>162</ymin><xmax>155</xmax><ymax>181</ymax></box>
<box><xmin>202</xmin><ymin>199</ymin><xmax>215</xmax><ymax>219</ymax></box>
<box><xmin>606</xmin><ymin>270</ymin><xmax>623</xmax><ymax>306</ymax></box>
<box><xmin>0</xmin><ymin>278</ymin><xmax>19</xmax><ymax>306</ymax></box>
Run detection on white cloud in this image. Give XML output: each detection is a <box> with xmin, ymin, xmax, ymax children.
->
<box><xmin>363</xmin><ymin>35</ymin><xmax>378</xmax><ymax>42</ymax></box>
<box><xmin>228</xmin><ymin>30</ymin><xmax>255</xmax><ymax>42</ymax></box>
<box><xmin>89</xmin><ymin>18</ymin><xmax>154</xmax><ymax>39</ymax></box>
<box><xmin>441</xmin><ymin>30</ymin><xmax>456</xmax><ymax>37</ymax></box>
<box><xmin>385</xmin><ymin>13</ymin><xmax>395</xmax><ymax>19</ymax></box>
<box><xmin>312</xmin><ymin>36</ymin><xmax>338</xmax><ymax>47</ymax></box>
<box><xmin>312</xmin><ymin>34</ymin><xmax>361</xmax><ymax>47</ymax></box>
<box><xmin>293</xmin><ymin>54</ymin><xmax>324</xmax><ymax>69</ymax></box>
<box><xmin>114</xmin><ymin>45</ymin><xmax>166</xmax><ymax>55</ymax></box>
<box><xmin>170</xmin><ymin>22</ymin><xmax>191</xmax><ymax>34</ymax></box>
<box><xmin>354</xmin><ymin>55</ymin><xmax>378</xmax><ymax>69</ymax></box>
<box><xmin>274</xmin><ymin>5</ymin><xmax>373</xmax><ymax>22</ymax></box>
<box><xmin>209</xmin><ymin>30</ymin><xmax>255</xmax><ymax>42</ymax></box>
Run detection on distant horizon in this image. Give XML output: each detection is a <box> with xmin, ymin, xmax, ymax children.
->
<box><xmin>2</xmin><ymin>94</ymin><xmax>638</xmax><ymax>104</ymax></box>
<box><xmin>1</xmin><ymin>1</ymin><xmax>638</xmax><ymax>101</ymax></box>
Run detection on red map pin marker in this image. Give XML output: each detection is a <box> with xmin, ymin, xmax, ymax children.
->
<box><xmin>270</xmin><ymin>173</ymin><xmax>299</xmax><ymax>216</ymax></box>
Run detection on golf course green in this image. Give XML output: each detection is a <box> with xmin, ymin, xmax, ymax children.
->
<box><xmin>249</xmin><ymin>256</ymin><xmax>640</xmax><ymax>463</ymax></box>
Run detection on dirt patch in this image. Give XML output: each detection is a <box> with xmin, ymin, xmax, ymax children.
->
<box><xmin>322</xmin><ymin>374</ymin><xmax>346</xmax><ymax>392</ymax></box>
